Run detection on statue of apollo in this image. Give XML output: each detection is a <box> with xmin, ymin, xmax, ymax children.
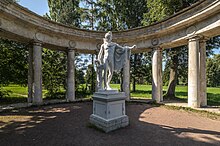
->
<box><xmin>96</xmin><ymin>31</ymin><xmax>136</xmax><ymax>90</ymax></box>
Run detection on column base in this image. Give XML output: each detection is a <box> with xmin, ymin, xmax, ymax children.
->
<box><xmin>188</xmin><ymin>100</ymin><xmax>200</xmax><ymax>108</ymax></box>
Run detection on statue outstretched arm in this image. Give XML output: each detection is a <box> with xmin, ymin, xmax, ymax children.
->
<box><xmin>116</xmin><ymin>44</ymin><xmax>136</xmax><ymax>50</ymax></box>
<box><xmin>127</xmin><ymin>45</ymin><xmax>136</xmax><ymax>50</ymax></box>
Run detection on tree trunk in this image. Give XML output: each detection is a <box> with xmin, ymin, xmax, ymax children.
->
<box><xmin>165</xmin><ymin>53</ymin><xmax>178</xmax><ymax>98</ymax></box>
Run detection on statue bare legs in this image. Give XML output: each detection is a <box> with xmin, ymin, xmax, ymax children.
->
<box><xmin>103</xmin><ymin>56</ymin><xmax>114</xmax><ymax>90</ymax></box>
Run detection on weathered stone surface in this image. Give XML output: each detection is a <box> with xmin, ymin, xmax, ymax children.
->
<box><xmin>90</xmin><ymin>115</ymin><xmax>129</xmax><ymax>133</ymax></box>
<box><xmin>188</xmin><ymin>36</ymin><xmax>200</xmax><ymax>108</ymax></box>
<box><xmin>32</xmin><ymin>42</ymin><xmax>43</xmax><ymax>105</ymax></box>
<box><xmin>66</xmin><ymin>48</ymin><xmax>75</xmax><ymax>102</ymax></box>
<box><xmin>152</xmin><ymin>48</ymin><xmax>163</xmax><ymax>103</ymax></box>
<box><xmin>90</xmin><ymin>92</ymin><xmax>129</xmax><ymax>132</ymax></box>
<box><xmin>0</xmin><ymin>0</ymin><xmax>219</xmax><ymax>53</ymax></box>
<box><xmin>199</xmin><ymin>39</ymin><xmax>207</xmax><ymax>107</ymax></box>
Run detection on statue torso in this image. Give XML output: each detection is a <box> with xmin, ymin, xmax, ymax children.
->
<box><xmin>103</xmin><ymin>42</ymin><xmax>116</xmax><ymax>61</ymax></box>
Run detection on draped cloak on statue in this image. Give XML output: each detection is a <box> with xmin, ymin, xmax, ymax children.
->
<box><xmin>114</xmin><ymin>44</ymin><xmax>131</xmax><ymax>72</ymax></box>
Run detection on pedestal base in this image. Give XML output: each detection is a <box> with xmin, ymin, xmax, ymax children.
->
<box><xmin>90</xmin><ymin>115</ymin><xmax>129</xmax><ymax>133</ymax></box>
<box><xmin>90</xmin><ymin>91</ymin><xmax>129</xmax><ymax>133</ymax></box>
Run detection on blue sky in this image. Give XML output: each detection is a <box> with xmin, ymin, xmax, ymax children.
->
<box><xmin>18</xmin><ymin>0</ymin><xmax>49</xmax><ymax>16</ymax></box>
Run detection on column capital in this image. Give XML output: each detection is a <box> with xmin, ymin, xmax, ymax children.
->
<box><xmin>188</xmin><ymin>35</ymin><xmax>209</xmax><ymax>43</ymax></box>
<box><xmin>199</xmin><ymin>36</ymin><xmax>209</xmax><ymax>43</ymax></box>
<box><xmin>68</xmin><ymin>47</ymin><xmax>77</xmax><ymax>52</ymax></box>
<box><xmin>188</xmin><ymin>35</ymin><xmax>209</xmax><ymax>42</ymax></box>
<box><xmin>188</xmin><ymin>35</ymin><xmax>201</xmax><ymax>42</ymax></box>
<box><xmin>152</xmin><ymin>47</ymin><xmax>163</xmax><ymax>52</ymax></box>
<box><xmin>32</xmin><ymin>40</ymin><xmax>42</xmax><ymax>47</ymax></box>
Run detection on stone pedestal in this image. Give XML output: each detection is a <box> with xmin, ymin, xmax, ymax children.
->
<box><xmin>90</xmin><ymin>91</ymin><xmax>129</xmax><ymax>133</ymax></box>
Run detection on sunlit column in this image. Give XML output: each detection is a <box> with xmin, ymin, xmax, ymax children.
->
<box><xmin>188</xmin><ymin>36</ymin><xmax>200</xmax><ymax>108</ymax></box>
<box><xmin>152</xmin><ymin>47</ymin><xmax>163</xmax><ymax>102</ymax></box>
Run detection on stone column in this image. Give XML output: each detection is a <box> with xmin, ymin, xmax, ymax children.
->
<box><xmin>199</xmin><ymin>39</ymin><xmax>207</xmax><ymax>107</ymax></box>
<box><xmin>152</xmin><ymin>47</ymin><xmax>163</xmax><ymax>102</ymax></box>
<box><xmin>32</xmin><ymin>42</ymin><xmax>43</xmax><ymax>105</ymax></box>
<box><xmin>28</xmin><ymin>46</ymin><xmax>33</xmax><ymax>103</ymax></box>
<box><xmin>188</xmin><ymin>36</ymin><xmax>200</xmax><ymax>108</ymax></box>
<box><xmin>123</xmin><ymin>50</ymin><xmax>131</xmax><ymax>100</ymax></box>
<box><xmin>67</xmin><ymin>48</ymin><xmax>75</xmax><ymax>101</ymax></box>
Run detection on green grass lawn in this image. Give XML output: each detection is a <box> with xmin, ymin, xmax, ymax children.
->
<box><xmin>0</xmin><ymin>84</ymin><xmax>220</xmax><ymax>106</ymax></box>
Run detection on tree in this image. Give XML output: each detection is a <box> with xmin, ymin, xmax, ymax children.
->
<box><xmin>0</xmin><ymin>39</ymin><xmax>28</xmax><ymax>85</ymax></box>
<box><xmin>163</xmin><ymin>46</ymin><xmax>188</xmax><ymax>98</ymax></box>
<box><xmin>207</xmin><ymin>54</ymin><xmax>220</xmax><ymax>87</ymax></box>
<box><xmin>42</xmin><ymin>49</ymin><xmax>67</xmax><ymax>98</ymax></box>
<box><xmin>113</xmin><ymin>0</ymin><xmax>148</xmax><ymax>91</ymax></box>
<box><xmin>46</xmin><ymin>0</ymin><xmax>84</xmax><ymax>97</ymax></box>
<box><xmin>47</xmin><ymin>0</ymin><xmax>81</xmax><ymax>27</ymax></box>
<box><xmin>80</xmin><ymin>0</ymin><xmax>147</xmax><ymax>91</ymax></box>
<box><xmin>85</xmin><ymin>64</ymin><xmax>96</xmax><ymax>92</ymax></box>
<box><xmin>0</xmin><ymin>39</ymin><xmax>28</xmax><ymax>98</ymax></box>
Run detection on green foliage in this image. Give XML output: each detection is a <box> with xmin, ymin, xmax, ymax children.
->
<box><xmin>130</xmin><ymin>52</ymin><xmax>152</xmax><ymax>85</ymax></box>
<box><xmin>207</xmin><ymin>54</ymin><xmax>220</xmax><ymax>87</ymax></box>
<box><xmin>1</xmin><ymin>84</ymin><xmax>220</xmax><ymax>105</ymax></box>
<box><xmin>114</xmin><ymin>0</ymin><xmax>147</xmax><ymax>29</ymax></box>
<box><xmin>85</xmin><ymin>64</ymin><xmax>96</xmax><ymax>92</ymax></box>
<box><xmin>47</xmin><ymin>0</ymin><xmax>81</xmax><ymax>27</ymax></box>
<box><xmin>42</xmin><ymin>49</ymin><xmax>67</xmax><ymax>98</ymax></box>
<box><xmin>0</xmin><ymin>39</ymin><xmax>28</xmax><ymax>99</ymax></box>
<box><xmin>0</xmin><ymin>87</ymin><xmax>10</xmax><ymax>99</ymax></box>
<box><xmin>163</xmin><ymin>46</ymin><xmax>188</xmax><ymax>86</ymax></box>
<box><xmin>75</xmin><ymin>68</ymin><xmax>85</xmax><ymax>90</ymax></box>
<box><xmin>94</xmin><ymin>0</ymin><xmax>119</xmax><ymax>30</ymax></box>
<box><xmin>142</xmin><ymin>0</ymin><xmax>198</xmax><ymax>25</ymax></box>
<box><xmin>0</xmin><ymin>39</ymin><xmax>28</xmax><ymax>85</ymax></box>
<box><xmin>141</xmin><ymin>0</ymin><xmax>220</xmax><ymax>98</ymax></box>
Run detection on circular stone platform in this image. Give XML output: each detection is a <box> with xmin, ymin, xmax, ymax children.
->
<box><xmin>0</xmin><ymin>102</ymin><xmax>219</xmax><ymax>146</ymax></box>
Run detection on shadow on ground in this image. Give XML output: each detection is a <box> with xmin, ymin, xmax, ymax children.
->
<box><xmin>0</xmin><ymin>102</ymin><xmax>219</xmax><ymax>146</ymax></box>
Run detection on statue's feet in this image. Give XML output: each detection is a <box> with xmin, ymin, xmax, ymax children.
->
<box><xmin>106</xmin><ymin>85</ymin><xmax>112</xmax><ymax>90</ymax></box>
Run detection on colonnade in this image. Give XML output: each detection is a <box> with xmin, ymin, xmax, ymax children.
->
<box><xmin>28</xmin><ymin>35</ymin><xmax>207</xmax><ymax>108</ymax></box>
<box><xmin>151</xmin><ymin>35</ymin><xmax>207</xmax><ymax>108</ymax></box>
<box><xmin>28</xmin><ymin>42</ymin><xmax>77</xmax><ymax>105</ymax></box>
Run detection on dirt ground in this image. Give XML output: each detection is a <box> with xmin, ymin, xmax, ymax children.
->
<box><xmin>0</xmin><ymin>102</ymin><xmax>219</xmax><ymax>146</ymax></box>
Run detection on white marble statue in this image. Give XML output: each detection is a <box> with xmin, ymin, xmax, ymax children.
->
<box><xmin>96</xmin><ymin>31</ymin><xmax>136</xmax><ymax>90</ymax></box>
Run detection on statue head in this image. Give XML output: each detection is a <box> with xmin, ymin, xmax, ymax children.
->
<box><xmin>103</xmin><ymin>31</ymin><xmax>112</xmax><ymax>43</ymax></box>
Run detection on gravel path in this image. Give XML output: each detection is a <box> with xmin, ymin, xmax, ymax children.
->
<box><xmin>0</xmin><ymin>102</ymin><xmax>219</xmax><ymax>146</ymax></box>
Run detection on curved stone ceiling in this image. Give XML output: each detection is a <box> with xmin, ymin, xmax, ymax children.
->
<box><xmin>0</xmin><ymin>0</ymin><xmax>220</xmax><ymax>53</ymax></box>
